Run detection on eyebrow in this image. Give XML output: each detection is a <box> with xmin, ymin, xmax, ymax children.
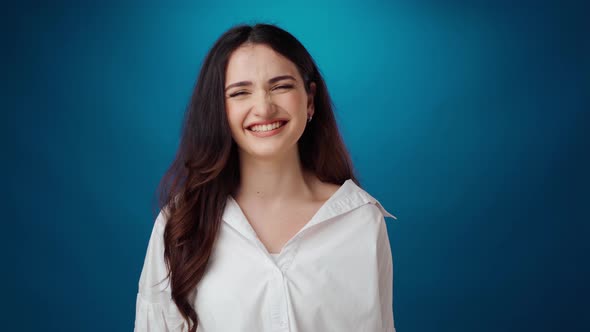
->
<box><xmin>225</xmin><ymin>75</ymin><xmax>297</xmax><ymax>92</ymax></box>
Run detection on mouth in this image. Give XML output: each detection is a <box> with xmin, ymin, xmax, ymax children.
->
<box><xmin>246</xmin><ymin>120</ymin><xmax>289</xmax><ymax>133</ymax></box>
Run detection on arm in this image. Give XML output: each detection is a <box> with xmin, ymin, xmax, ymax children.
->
<box><xmin>377</xmin><ymin>213</ymin><xmax>396</xmax><ymax>332</ymax></box>
<box><xmin>135</xmin><ymin>209</ymin><xmax>187</xmax><ymax>332</ymax></box>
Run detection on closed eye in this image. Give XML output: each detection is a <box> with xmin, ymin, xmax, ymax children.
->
<box><xmin>228</xmin><ymin>85</ymin><xmax>293</xmax><ymax>98</ymax></box>
<box><xmin>229</xmin><ymin>91</ymin><xmax>250</xmax><ymax>98</ymax></box>
<box><xmin>273</xmin><ymin>84</ymin><xmax>294</xmax><ymax>91</ymax></box>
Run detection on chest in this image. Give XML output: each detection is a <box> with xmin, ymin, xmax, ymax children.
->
<box><xmin>195</xmin><ymin>207</ymin><xmax>383</xmax><ymax>332</ymax></box>
<box><xmin>239</xmin><ymin>201</ymin><xmax>324</xmax><ymax>254</ymax></box>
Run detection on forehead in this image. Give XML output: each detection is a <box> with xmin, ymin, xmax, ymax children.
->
<box><xmin>225</xmin><ymin>43</ymin><xmax>300</xmax><ymax>83</ymax></box>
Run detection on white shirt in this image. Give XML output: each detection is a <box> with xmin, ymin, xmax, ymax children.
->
<box><xmin>135</xmin><ymin>179</ymin><xmax>397</xmax><ymax>332</ymax></box>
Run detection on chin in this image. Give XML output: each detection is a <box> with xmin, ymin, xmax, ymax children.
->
<box><xmin>249</xmin><ymin>147</ymin><xmax>286</xmax><ymax>158</ymax></box>
<box><xmin>246</xmin><ymin>141</ymin><xmax>300</xmax><ymax>159</ymax></box>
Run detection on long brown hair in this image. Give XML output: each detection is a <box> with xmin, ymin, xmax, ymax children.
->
<box><xmin>154</xmin><ymin>23</ymin><xmax>360</xmax><ymax>331</ymax></box>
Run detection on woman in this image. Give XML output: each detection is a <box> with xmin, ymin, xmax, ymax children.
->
<box><xmin>135</xmin><ymin>23</ymin><xmax>397</xmax><ymax>332</ymax></box>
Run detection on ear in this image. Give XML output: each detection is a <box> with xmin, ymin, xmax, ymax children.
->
<box><xmin>307</xmin><ymin>82</ymin><xmax>316</xmax><ymax>117</ymax></box>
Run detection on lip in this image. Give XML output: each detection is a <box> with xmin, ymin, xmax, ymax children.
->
<box><xmin>245</xmin><ymin>119</ymin><xmax>289</xmax><ymax>129</ymax></box>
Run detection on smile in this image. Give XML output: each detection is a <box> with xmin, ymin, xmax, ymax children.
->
<box><xmin>248</xmin><ymin>121</ymin><xmax>287</xmax><ymax>132</ymax></box>
<box><xmin>247</xmin><ymin>121</ymin><xmax>288</xmax><ymax>137</ymax></box>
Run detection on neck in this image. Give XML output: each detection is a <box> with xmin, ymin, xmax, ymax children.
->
<box><xmin>234</xmin><ymin>146</ymin><xmax>314</xmax><ymax>204</ymax></box>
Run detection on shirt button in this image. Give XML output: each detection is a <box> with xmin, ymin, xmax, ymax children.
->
<box><xmin>280</xmin><ymin>262</ymin><xmax>291</xmax><ymax>272</ymax></box>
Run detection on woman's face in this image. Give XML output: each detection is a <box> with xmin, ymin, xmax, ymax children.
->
<box><xmin>224</xmin><ymin>43</ymin><xmax>315</xmax><ymax>161</ymax></box>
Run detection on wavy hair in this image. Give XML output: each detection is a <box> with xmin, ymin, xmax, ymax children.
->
<box><xmin>155</xmin><ymin>23</ymin><xmax>360</xmax><ymax>331</ymax></box>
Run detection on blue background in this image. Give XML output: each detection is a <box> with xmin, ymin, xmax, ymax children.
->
<box><xmin>4</xmin><ymin>0</ymin><xmax>588</xmax><ymax>331</ymax></box>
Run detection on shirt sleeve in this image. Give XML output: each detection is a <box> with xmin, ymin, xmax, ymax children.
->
<box><xmin>377</xmin><ymin>212</ymin><xmax>396</xmax><ymax>332</ymax></box>
<box><xmin>135</xmin><ymin>209</ymin><xmax>188</xmax><ymax>332</ymax></box>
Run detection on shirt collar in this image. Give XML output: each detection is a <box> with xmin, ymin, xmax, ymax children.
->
<box><xmin>222</xmin><ymin>179</ymin><xmax>396</xmax><ymax>241</ymax></box>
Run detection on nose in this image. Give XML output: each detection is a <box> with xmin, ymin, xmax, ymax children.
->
<box><xmin>252</xmin><ymin>90</ymin><xmax>276</xmax><ymax>117</ymax></box>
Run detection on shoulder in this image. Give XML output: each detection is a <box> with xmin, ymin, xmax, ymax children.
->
<box><xmin>152</xmin><ymin>205</ymin><xmax>172</xmax><ymax>236</ymax></box>
<box><xmin>351</xmin><ymin>202</ymin><xmax>389</xmax><ymax>231</ymax></box>
<box><xmin>315</xmin><ymin>181</ymin><xmax>341</xmax><ymax>201</ymax></box>
<box><xmin>306</xmin><ymin>171</ymin><xmax>341</xmax><ymax>199</ymax></box>
<box><xmin>357</xmin><ymin>187</ymin><xmax>397</xmax><ymax>220</ymax></box>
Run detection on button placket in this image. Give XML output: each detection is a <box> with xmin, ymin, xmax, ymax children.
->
<box><xmin>267</xmin><ymin>237</ymin><xmax>300</xmax><ymax>331</ymax></box>
<box><xmin>269</xmin><ymin>271</ymin><xmax>289</xmax><ymax>331</ymax></box>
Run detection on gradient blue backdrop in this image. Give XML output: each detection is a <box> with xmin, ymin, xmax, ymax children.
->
<box><xmin>5</xmin><ymin>0</ymin><xmax>588</xmax><ymax>331</ymax></box>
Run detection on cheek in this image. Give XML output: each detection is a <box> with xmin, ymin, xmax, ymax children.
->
<box><xmin>275</xmin><ymin>92</ymin><xmax>306</xmax><ymax>110</ymax></box>
<box><xmin>225</xmin><ymin>104</ymin><xmax>245</xmax><ymax>128</ymax></box>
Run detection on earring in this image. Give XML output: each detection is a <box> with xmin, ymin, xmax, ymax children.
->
<box><xmin>307</xmin><ymin>115</ymin><xmax>313</xmax><ymax>123</ymax></box>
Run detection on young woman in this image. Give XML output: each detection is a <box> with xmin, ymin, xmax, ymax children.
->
<box><xmin>135</xmin><ymin>23</ymin><xmax>397</xmax><ymax>332</ymax></box>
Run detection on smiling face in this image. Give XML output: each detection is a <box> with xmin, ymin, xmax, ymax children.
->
<box><xmin>224</xmin><ymin>43</ymin><xmax>315</xmax><ymax>161</ymax></box>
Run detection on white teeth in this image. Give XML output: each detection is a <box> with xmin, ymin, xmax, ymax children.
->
<box><xmin>250</xmin><ymin>121</ymin><xmax>285</xmax><ymax>132</ymax></box>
